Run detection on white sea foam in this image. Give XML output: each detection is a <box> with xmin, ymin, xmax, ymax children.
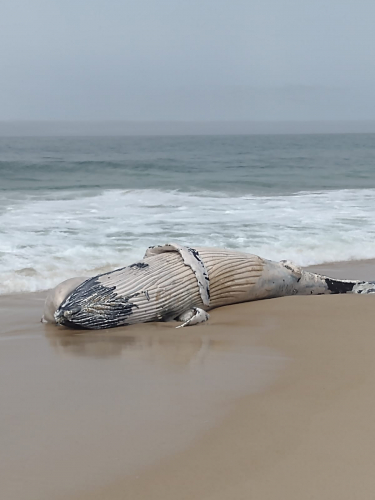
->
<box><xmin>1</xmin><ymin>188</ymin><xmax>375</xmax><ymax>294</ymax></box>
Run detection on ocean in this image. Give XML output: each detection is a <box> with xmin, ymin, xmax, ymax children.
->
<box><xmin>1</xmin><ymin>133</ymin><xmax>375</xmax><ymax>294</ymax></box>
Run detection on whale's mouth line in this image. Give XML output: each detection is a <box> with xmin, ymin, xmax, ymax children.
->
<box><xmin>56</xmin><ymin>318</ymin><xmax>89</xmax><ymax>330</ymax></box>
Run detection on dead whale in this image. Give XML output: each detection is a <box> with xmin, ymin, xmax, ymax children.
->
<box><xmin>43</xmin><ymin>243</ymin><xmax>375</xmax><ymax>329</ymax></box>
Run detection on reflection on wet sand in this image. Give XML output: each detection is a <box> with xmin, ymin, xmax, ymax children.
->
<box><xmin>47</xmin><ymin>323</ymin><xmax>230</xmax><ymax>369</ymax></box>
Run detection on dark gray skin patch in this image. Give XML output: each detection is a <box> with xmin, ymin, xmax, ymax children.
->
<box><xmin>325</xmin><ymin>278</ymin><xmax>359</xmax><ymax>294</ymax></box>
<box><xmin>55</xmin><ymin>277</ymin><xmax>139</xmax><ymax>329</ymax></box>
<box><xmin>283</xmin><ymin>264</ymin><xmax>294</xmax><ymax>272</ymax></box>
<box><xmin>130</xmin><ymin>262</ymin><xmax>149</xmax><ymax>269</ymax></box>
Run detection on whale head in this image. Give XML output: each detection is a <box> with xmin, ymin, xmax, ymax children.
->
<box><xmin>41</xmin><ymin>277</ymin><xmax>88</xmax><ymax>324</ymax></box>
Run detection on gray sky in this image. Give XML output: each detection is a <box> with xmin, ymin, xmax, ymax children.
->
<box><xmin>1</xmin><ymin>0</ymin><xmax>375</xmax><ymax>121</ymax></box>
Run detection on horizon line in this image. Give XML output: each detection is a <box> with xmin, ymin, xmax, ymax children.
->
<box><xmin>1</xmin><ymin>119</ymin><xmax>375</xmax><ymax>137</ymax></box>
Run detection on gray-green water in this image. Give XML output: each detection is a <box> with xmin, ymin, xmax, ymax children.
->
<box><xmin>1</xmin><ymin>134</ymin><xmax>375</xmax><ymax>194</ymax></box>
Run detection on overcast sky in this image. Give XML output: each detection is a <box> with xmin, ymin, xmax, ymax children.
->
<box><xmin>1</xmin><ymin>0</ymin><xmax>374</xmax><ymax>121</ymax></box>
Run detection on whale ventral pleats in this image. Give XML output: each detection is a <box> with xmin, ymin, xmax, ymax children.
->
<box><xmin>144</xmin><ymin>243</ymin><xmax>210</xmax><ymax>306</ymax></box>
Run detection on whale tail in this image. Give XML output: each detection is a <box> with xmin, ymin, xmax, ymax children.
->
<box><xmin>325</xmin><ymin>278</ymin><xmax>375</xmax><ymax>295</ymax></box>
<box><xmin>279</xmin><ymin>261</ymin><xmax>375</xmax><ymax>296</ymax></box>
<box><xmin>293</xmin><ymin>269</ymin><xmax>375</xmax><ymax>296</ymax></box>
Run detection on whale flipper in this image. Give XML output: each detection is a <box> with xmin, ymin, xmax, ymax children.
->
<box><xmin>176</xmin><ymin>308</ymin><xmax>209</xmax><ymax>328</ymax></box>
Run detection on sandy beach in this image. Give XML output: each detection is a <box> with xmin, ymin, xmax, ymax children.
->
<box><xmin>1</xmin><ymin>260</ymin><xmax>375</xmax><ymax>500</ymax></box>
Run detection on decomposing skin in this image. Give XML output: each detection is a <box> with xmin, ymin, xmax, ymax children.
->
<box><xmin>43</xmin><ymin>243</ymin><xmax>375</xmax><ymax>330</ymax></box>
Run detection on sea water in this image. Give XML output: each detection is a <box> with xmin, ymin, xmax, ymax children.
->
<box><xmin>1</xmin><ymin>133</ymin><xmax>375</xmax><ymax>294</ymax></box>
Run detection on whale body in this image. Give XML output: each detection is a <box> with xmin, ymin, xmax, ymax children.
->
<box><xmin>43</xmin><ymin>243</ymin><xmax>375</xmax><ymax>330</ymax></box>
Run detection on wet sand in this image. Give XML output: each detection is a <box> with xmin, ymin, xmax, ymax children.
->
<box><xmin>1</xmin><ymin>261</ymin><xmax>375</xmax><ymax>500</ymax></box>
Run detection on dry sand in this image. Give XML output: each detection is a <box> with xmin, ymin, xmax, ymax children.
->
<box><xmin>1</xmin><ymin>261</ymin><xmax>375</xmax><ymax>500</ymax></box>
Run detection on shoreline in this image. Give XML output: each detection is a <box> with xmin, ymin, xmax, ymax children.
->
<box><xmin>1</xmin><ymin>259</ymin><xmax>375</xmax><ymax>499</ymax></box>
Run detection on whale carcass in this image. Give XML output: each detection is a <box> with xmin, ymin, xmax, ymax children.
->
<box><xmin>42</xmin><ymin>243</ymin><xmax>375</xmax><ymax>329</ymax></box>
